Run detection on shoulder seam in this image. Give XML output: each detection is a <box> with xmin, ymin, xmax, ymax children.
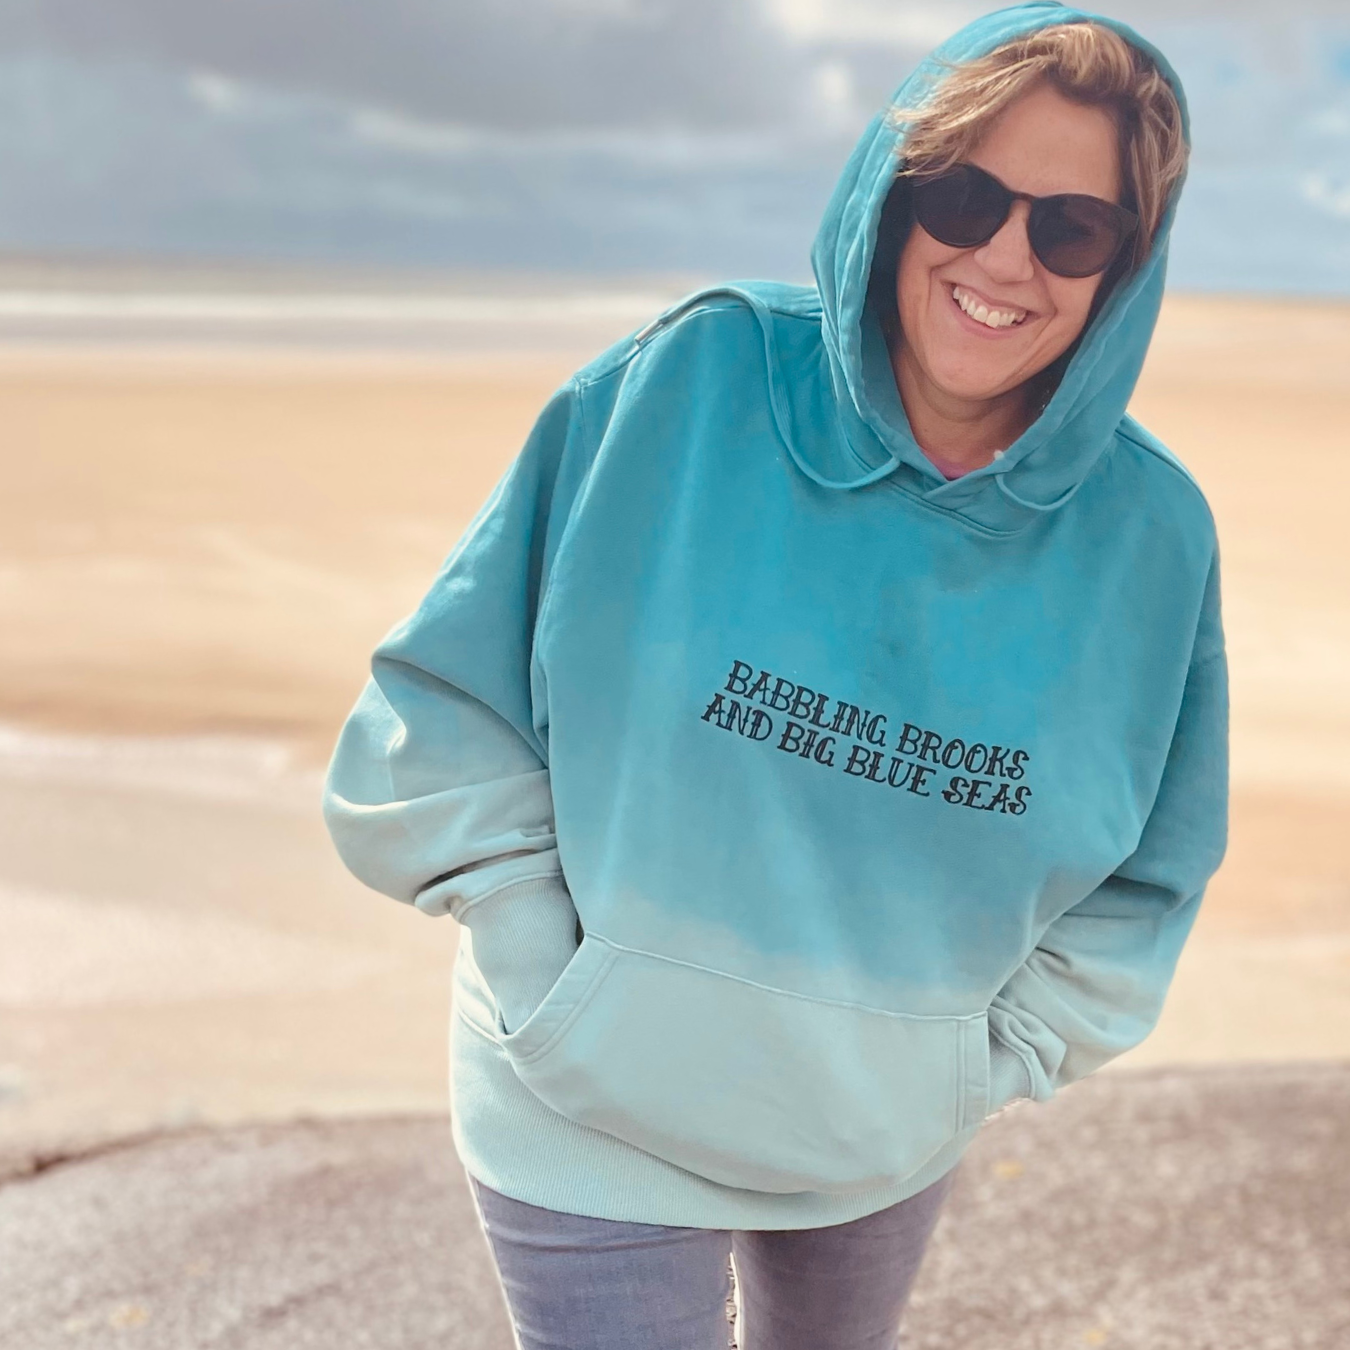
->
<box><xmin>631</xmin><ymin>293</ymin><xmax>755</xmax><ymax>346</ymax></box>
<box><xmin>570</xmin><ymin>284</ymin><xmax>820</xmax><ymax>410</ymax></box>
<box><xmin>631</xmin><ymin>285</ymin><xmax>821</xmax><ymax>351</ymax></box>
<box><xmin>1114</xmin><ymin>422</ymin><xmax>1195</xmax><ymax>487</ymax></box>
<box><xmin>573</xmin><ymin>348</ymin><xmax>639</xmax><ymax>393</ymax></box>
<box><xmin>570</xmin><ymin>372</ymin><xmax>590</xmax><ymax>456</ymax></box>
<box><xmin>573</xmin><ymin>296</ymin><xmax>761</xmax><ymax>394</ymax></box>
<box><xmin>1112</xmin><ymin>422</ymin><xmax>1214</xmax><ymax>518</ymax></box>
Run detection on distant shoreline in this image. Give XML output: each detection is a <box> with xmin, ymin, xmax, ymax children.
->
<box><xmin>0</xmin><ymin>272</ymin><xmax>1344</xmax><ymax>361</ymax></box>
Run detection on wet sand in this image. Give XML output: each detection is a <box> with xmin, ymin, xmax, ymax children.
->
<box><xmin>1</xmin><ymin>293</ymin><xmax>1347</xmax><ymax>1160</ymax></box>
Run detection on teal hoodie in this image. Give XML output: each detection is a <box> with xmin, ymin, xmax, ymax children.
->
<box><xmin>324</xmin><ymin>2</ymin><xmax>1228</xmax><ymax>1229</ymax></box>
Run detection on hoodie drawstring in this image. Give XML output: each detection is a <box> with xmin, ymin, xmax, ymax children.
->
<box><xmin>994</xmin><ymin>472</ymin><xmax>1086</xmax><ymax>513</ymax></box>
<box><xmin>636</xmin><ymin>285</ymin><xmax>1084</xmax><ymax>515</ymax></box>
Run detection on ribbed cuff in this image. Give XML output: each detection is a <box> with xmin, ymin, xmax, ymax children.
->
<box><xmin>987</xmin><ymin>1036</ymin><xmax>1034</xmax><ymax>1116</ymax></box>
<box><xmin>461</xmin><ymin>876</ymin><xmax>579</xmax><ymax>1036</ymax></box>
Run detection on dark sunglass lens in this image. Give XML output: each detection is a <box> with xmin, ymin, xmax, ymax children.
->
<box><xmin>1030</xmin><ymin>196</ymin><xmax>1125</xmax><ymax>278</ymax></box>
<box><xmin>912</xmin><ymin>166</ymin><xmax>1008</xmax><ymax>249</ymax></box>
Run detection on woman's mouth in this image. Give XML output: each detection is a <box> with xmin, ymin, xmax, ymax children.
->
<box><xmin>950</xmin><ymin>283</ymin><xmax>1028</xmax><ymax>330</ymax></box>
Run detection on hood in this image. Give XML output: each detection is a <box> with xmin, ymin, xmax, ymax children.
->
<box><xmin>801</xmin><ymin>0</ymin><xmax>1191</xmax><ymax>532</ymax></box>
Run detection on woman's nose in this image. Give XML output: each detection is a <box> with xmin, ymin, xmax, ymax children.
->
<box><xmin>973</xmin><ymin>200</ymin><xmax>1036</xmax><ymax>283</ymax></box>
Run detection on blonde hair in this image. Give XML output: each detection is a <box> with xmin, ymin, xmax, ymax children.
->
<box><xmin>892</xmin><ymin>22</ymin><xmax>1188</xmax><ymax>272</ymax></box>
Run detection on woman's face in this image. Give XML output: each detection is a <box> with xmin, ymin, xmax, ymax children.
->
<box><xmin>894</xmin><ymin>82</ymin><xmax>1123</xmax><ymax>409</ymax></box>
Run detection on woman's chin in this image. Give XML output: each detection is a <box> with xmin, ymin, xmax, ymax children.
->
<box><xmin>926</xmin><ymin>366</ymin><xmax>1028</xmax><ymax>406</ymax></box>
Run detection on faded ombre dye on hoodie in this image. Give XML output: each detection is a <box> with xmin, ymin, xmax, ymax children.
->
<box><xmin>323</xmin><ymin>2</ymin><xmax>1227</xmax><ymax>1228</ymax></box>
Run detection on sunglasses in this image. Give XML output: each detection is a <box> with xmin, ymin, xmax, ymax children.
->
<box><xmin>909</xmin><ymin>161</ymin><xmax>1138</xmax><ymax>279</ymax></box>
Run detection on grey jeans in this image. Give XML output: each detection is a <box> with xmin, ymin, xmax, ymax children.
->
<box><xmin>467</xmin><ymin>1165</ymin><xmax>959</xmax><ymax>1350</ymax></box>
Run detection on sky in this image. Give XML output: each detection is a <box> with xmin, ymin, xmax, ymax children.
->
<box><xmin>0</xmin><ymin>0</ymin><xmax>1348</xmax><ymax>291</ymax></box>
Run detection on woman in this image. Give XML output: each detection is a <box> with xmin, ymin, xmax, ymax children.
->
<box><xmin>324</xmin><ymin>5</ymin><xmax>1227</xmax><ymax>1347</ymax></box>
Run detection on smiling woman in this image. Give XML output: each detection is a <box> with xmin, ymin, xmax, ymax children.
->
<box><xmin>871</xmin><ymin>22</ymin><xmax>1189</xmax><ymax>479</ymax></box>
<box><xmin>322</xmin><ymin>6</ymin><xmax>1227</xmax><ymax>1348</ymax></box>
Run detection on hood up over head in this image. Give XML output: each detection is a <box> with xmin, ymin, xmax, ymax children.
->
<box><xmin>642</xmin><ymin>2</ymin><xmax>1190</xmax><ymax>534</ymax></box>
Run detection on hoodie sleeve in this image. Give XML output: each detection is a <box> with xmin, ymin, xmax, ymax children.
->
<box><xmin>321</xmin><ymin>377</ymin><xmax>592</xmax><ymax>1037</ymax></box>
<box><xmin>983</xmin><ymin>553</ymin><xmax>1229</xmax><ymax>1116</ymax></box>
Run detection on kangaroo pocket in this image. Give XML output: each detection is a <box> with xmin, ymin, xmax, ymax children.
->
<box><xmin>496</xmin><ymin>934</ymin><xmax>991</xmax><ymax>1195</ymax></box>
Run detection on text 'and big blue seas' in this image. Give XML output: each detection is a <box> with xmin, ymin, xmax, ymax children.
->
<box><xmin>702</xmin><ymin>661</ymin><xmax>1033</xmax><ymax>814</ymax></box>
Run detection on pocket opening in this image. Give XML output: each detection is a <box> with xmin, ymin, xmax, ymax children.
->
<box><xmin>497</xmin><ymin>935</ymin><xmax>991</xmax><ymax>1195</ymax></box>
<box><xmin>492</xmin><ymin>932</ymin><xmax>617</xmax><ymax>1062</ymax></box>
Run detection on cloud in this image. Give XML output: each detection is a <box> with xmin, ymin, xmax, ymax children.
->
<box><xmin>0</xmin><ymin>1</ymin><xmax>1347</xmax><ymax>289</ymax></box>
<box><xmin>1303</xmin><ymin>171</ymin><xmax>1350</xmax><ymax>219</ymax></box>
<box><xmin>184</xmin><ymin>70</ymin><xmax>253</xmax><ymax>117</ymax></box>
<box><xmin>2</xmin><ymin>0</ymin><xmax>818</xmax><ymax>132</ymax></box>
<box><xmin>7</xmin><ymin>0</ymin><xmax>1348</xmax><ymax>141</ymax></box>
<box><xmin>345</xmin><ymin>109</ymin><xmax>484</xmax><ymax>159</ymax></box>
<box><xmin>0</xmin><ymin>48</ymin><xmax>841</xmax><ymax>275</ymax></box>
<box><xmin>767</xmin><ymin>0</ymin><xmax>978</xmax><ymax>47</ymax></box>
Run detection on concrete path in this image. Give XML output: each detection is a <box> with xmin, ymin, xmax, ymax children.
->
<box><xmin>2</xmin><ymin>1062</ymin><xmax>1346</xmax><ymax>1350</ymax></box>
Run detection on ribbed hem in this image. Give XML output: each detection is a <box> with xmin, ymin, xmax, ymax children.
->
<box><xmin>987</xmin><ymin>1036</ymin><xmax>1034</xmax><ymax>1114</ymax></box>
<box><xmin>449</xmin><ymin>985</ymin><xmax>978</xmax><ymax>1230</ymax></box>
<box><xmin>459</xmin><ymin>875</ymin><xmax>579</xmax><ymax>1037</ymax></box>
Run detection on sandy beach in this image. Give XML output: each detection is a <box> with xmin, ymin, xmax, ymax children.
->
<box><xmin>1</xmin><ymin>291</ymin><xmax>1348</xmax><ymax>1162</ymax></box>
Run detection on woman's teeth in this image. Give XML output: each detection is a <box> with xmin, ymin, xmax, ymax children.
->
<box><xmin>952</xmin><ymin>284</ymin><xmax>1027</xmax><ymax>329</ymax></box>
